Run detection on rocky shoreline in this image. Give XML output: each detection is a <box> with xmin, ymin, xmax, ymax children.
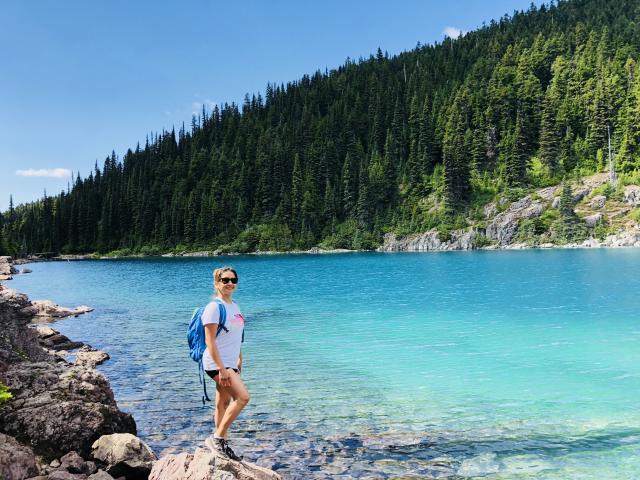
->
<box><xmin>0</xmin><ymin>256</ymin><xmax>280</xmax><ymax>480</ymax></box>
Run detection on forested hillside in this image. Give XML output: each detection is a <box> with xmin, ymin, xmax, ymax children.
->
<box><xmin>3</xmin><ymin>0</ymin><xmax>640</xmax><ymax>255</ymax></box>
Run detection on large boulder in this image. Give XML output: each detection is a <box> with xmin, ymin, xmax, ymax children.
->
<box><xmin>1</xmin><ymin>363</ymin><xmax>136</xmax><ymax>461</ymax></box>
<box><xmin>91</xmin><ymin>433</ymin><xmax>157</xmax><ymax>480</ymax></box>
<box><xmin>149</xmin><ymin>447</ymin><xmax>281</xmax><ymax>480</ymax></box>
<box><xmin>0</xmin><ymin>433</ymin><xmax>40</xmax><ymax>480</ymax></box>
<box><xmin>585</xmin><ymin>213</ymin><xmax>604</xmax><ymax>227</ymax></box>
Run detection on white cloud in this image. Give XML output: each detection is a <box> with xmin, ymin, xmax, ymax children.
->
<box><xmin>16</xmin><ymin>168</ymin><xmax>72</xmax><ymax>178</ymax></box>
<box><xmin>443</xmin><ymin>26</ymin><xmax>465</xmax><ymax>39</ymax></box>
<box><xmin>191</xmin><ymin>99</ymin><xmax>218</xmax><ymax>115</ymax></box>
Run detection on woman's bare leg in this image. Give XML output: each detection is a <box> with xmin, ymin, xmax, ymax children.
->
<box><xmin>214</xmin><ymin>369</ymin><xmax>250</xmax><ymax>438</ymax></box>
<box><xmin>214</xmin><ymin>383</ymin><xmax>232</xmax><ymax>437</ymax></box>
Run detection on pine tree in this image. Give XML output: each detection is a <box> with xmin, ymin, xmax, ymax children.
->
<box><xmin>443</xmin><ymin>92</ymin><xmax>471</xmax><ymax>210</ymax></box>
<box><xmin>506</xmin><ymin>110</ymin><xmax>529</xmax><ymax>187</ymax></box>
<box><xmin>539</xmin><ymin>94</ymin><xmax>561</xmax><ymax>172</ymax></box>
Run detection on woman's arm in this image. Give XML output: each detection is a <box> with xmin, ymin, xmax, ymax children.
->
<box><xmin>204</xmin><ymin>324</ymin><xmax>231</xmax><ymax>386</ymax></box>
<box><xmin>237</xmin><ymin>350</ymin><xmax>242</xmax><ymax>373</ymax></box>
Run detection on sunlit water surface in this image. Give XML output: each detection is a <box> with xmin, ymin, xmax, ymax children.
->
<box><xmin>10</xmin><ymin>250</ymin><xmax>640</xmax><ymax>479</ymax></box>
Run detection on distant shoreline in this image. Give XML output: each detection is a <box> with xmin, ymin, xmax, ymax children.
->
<box><xmin>12</xmin><ymin>237</ymin><xmax>640</xmax><ymax>266</ymax></box>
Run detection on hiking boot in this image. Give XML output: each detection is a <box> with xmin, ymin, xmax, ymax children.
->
<box><xmin>205</xmin><ymin>436</ymin><xmax>243</xmax><ymax>461</ymax></box>
<box><xmin>223</xmin><ymin>440</ymin><xmax>243</xmax><ymax>461</ymax></box>
<box><xmin>205</xmin><ymin>436</ymin><xmax>227</xmax><ymax>456</ymax></box>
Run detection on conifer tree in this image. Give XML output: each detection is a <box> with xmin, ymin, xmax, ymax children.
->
<box><xmin>507</xmin><ymin>110</ymin><xmax>529</xmax><ymax>186</ymax></box>
<box><xmin>443</xmin><ymin>92</ymin><xmax>471</xmax><ymax>210</ymax></box>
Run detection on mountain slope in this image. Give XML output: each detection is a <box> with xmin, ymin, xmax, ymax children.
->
<box><xmin>3</xmin><ymin>0</ymin><xmax>640</xmax><ymax>255</ymax></box>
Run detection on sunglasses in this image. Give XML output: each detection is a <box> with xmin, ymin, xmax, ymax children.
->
<box><xmin>220</xmin><ymin>277</ymin><xmax>238</xmax><ymax>285</ymax></box>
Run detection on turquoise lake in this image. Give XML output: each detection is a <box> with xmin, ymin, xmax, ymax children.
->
<box><xmin>9</xmin><ymin>249</ymin><xmax>640</xmax><ymax>479</ymax></box>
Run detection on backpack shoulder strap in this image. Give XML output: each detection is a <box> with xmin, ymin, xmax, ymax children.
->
<box><xmin>212</xmin><ymin>299</ymin><xmax>228</xmax><ymax>337</ymax></box>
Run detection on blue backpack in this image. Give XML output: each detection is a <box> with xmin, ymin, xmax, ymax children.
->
<box><xmin>187</xmin><ymin>299</ymin><xmax>230</xmax><ymax>404</ymax></box>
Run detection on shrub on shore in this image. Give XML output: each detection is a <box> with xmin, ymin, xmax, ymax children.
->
<box><xmin>0</xmin><ymin>382</ymin><xmax>12</xmax><ymax>408</ymax></box>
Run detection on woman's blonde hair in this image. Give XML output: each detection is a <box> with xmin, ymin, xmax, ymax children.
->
<box><xmin>213</xmin><ymin>266</ymin><xmax>238</xmax><ymax>290</ymax></box>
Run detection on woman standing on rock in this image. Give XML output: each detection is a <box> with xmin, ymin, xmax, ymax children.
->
<box><xmin>202</xmin><ymin>266</ymin><xmax>248</xmax><ymax>461</ymax></box>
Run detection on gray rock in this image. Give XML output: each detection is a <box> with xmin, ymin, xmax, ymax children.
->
<box><xmin>48</xmin><ymin>471</ymin><xmax>88</xmax><ymax>480</ymax></box>
<box><xmin>377</xmin><ymin>229</ymin><xmax>482</xmax><ymax>252</ymax></box>
<box><xmin>601</xmin><ymin>228</ymin><xmax>640</xmax><ymax>247</ymax></box>
<box><xmin>2</xmin><ymin>362</ymin><xmax>136</xmax><ymax>461</ymax></box>
<box><xmin>624</xmin><ymin>185</ymin><xmax>640</xmax><ymax>206</ymax></box>
<box><xmin>0</xmin><ymin>256</ymin><xmax>17</xmax><ymax>279</ymax></box>
<box><xmin>572</xmin><ymin>187</ymin><xmax>590</xmax><ymax>203</ymax></box>
<box><xmin>31</xmin><ymin>300</ymin><xmax>94</xmax><ymax>320</ymax></box>
<box><xmin>75</xmin><ymin>346</ymin><xmax>110</xmax><ymax>367</ymax></box>
<box><xmin>483</xmin><ymin>202</ymin><xmax>497</xmax><ymax>218</ymax></box>
<box><xmin>91</xmin><ymin>433</ymin><xmax>157</xmax><ymax>480</ymax></box>
<box><xmin>51</xmin><ymin>459</ymin><xmax>62</xmax><ymax>468</ymax></box>
<box><xmin>87</xmin><ymin>471</ymin><xmax>116</xmax><ymax>480</ymax></box>
<box><xmin>485</xmin><ymin>196</ymin><xmax>545</xmax><ymax>246</ymax></box>
<box><xmin>585</xmin><ymin>213</ymin><xmax>604</xmax><ymax>227</ymax></box>
<box><xmin>590</xmin><ymin>195</ymin><xmax>607</xmax><ymax>209</ymax></box>
<box><xmin>35</xmin><ymin>325</ymin><xmax>59</xmax><ymax>339</ymax></box>
<box><xmin>21</xmin><ymin>268</ymin><xmax>33</xmax><ymax>274</ymax></box>
<box><xmin>59</xmin><ymin>451</ymin><xmax>97</xmax><ymax>475</ymax></box>
<box><xmin>60</xmin><ymin>451</ymin><xmax>87</xmax><ymax>474</ymax></box>
<box><xmin>40</xmin><ymin>333</ymin><xmax>85</xmax><ymax>351</ymax></box>
<box><xmin>552</xmin><ymin>196</ymin><xmax>560</xmax><ymax>208</ymax></box>
<box><xmin>148</xmin><ymin>452</ymin><xmax>195</xmax><ymax>480</ymax></box>
<box><xmin>0</xmin><ymin>287</ymin><xmax>52</xmax><ymax>372</ymax></box>
<box><xmin>537</xmin><ymin>186</ymin><xmax>559</xmax><ymax>200</ymax></box>
<box><xmin>0</xmin><ymin>433</ymin><xmax>40</xmax><ymax>480</ymax></box>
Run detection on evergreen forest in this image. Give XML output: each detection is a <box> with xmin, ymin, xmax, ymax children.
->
<box><xmin>4</xmin><ymin>0</ymin><xmax>640</xmax><ymax>255</ymax></box>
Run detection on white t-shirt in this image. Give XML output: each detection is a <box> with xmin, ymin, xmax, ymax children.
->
<box><xmin>201</xmin><ymin>299</ymin><xmax>245</xmax><ymax>371</ymax></box>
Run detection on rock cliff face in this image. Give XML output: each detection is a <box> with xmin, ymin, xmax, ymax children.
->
<box><xmin>378</xmin><ymin>229</ymin><xmax>479</xmax><ymax>252</ymax></box>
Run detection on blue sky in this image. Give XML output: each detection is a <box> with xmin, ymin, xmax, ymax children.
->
<box><xmin>0</xmin><ymin>0</ymin><xmax>543</xmax><ymax>211</ymax></box>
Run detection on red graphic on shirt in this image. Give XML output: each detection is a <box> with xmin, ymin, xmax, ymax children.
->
<box><xmin>230</xmin><ymin>313</ymin><xmax>245</xmax><ymax>328</ymax></box>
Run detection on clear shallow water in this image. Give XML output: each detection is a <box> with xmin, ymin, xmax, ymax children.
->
<box><xmin>10</xmin><ymin>249</ymin><xmax>640</xmax><ymax>479</ymax></box>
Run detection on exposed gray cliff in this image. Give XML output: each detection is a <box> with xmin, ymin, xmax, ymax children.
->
<box><xmin>378</xmin><ymin>173</ymin><xmax>640</xmax><ymax>252</ymax></box>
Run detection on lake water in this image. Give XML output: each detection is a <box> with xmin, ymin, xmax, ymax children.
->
<box><xmin>10</xmin><ymin>250</ymin><xmax>640</xmax><ymax>479</ymax></box>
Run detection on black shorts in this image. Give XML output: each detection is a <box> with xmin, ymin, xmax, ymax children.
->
<box><xmin>205</xmin><ymin>368</ymin><xmax>239</xmax><ymax>380</ymax></box>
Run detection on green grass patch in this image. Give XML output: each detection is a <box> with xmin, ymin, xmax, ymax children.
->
<box><xmin>0</xmin><ymin>382</ymin><xmax>12</xmax><ymax>408</ymax></box>
<box><xmin>629</xmin><ymin>208</ymin><xmax>640</xmax><ymax>224</ymax></box>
